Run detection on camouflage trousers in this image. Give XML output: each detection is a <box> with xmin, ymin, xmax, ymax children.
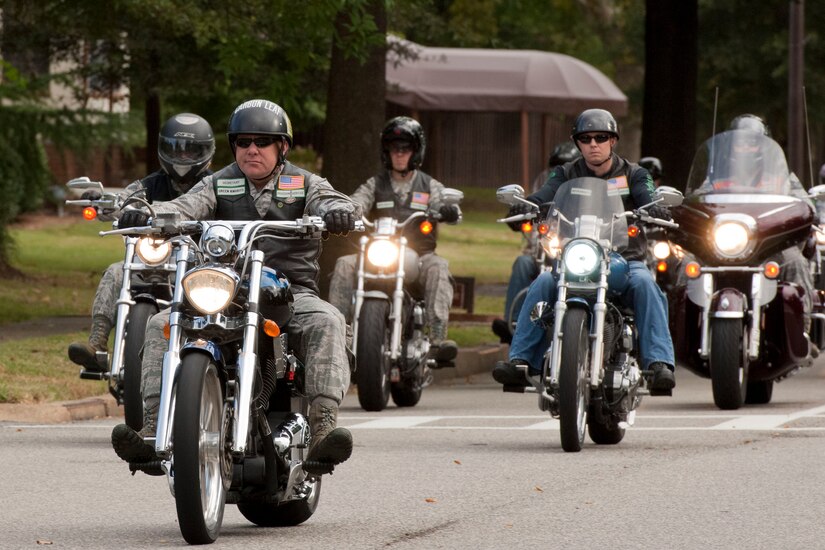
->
<box><xmin>141</xmin><ymin>288</ymin><xmax>351</xmax><ymax>417</ymax></box>
<box><xmin>328</xmin><ymin>252</ymin><xmax>454</xmax><ymax>332</ymax></box>
<box><xmin>91</xmin><ymin>262</ymin><xmax>123</xmax><ymax>326</ymax></box>
<box><xmin>779</xmin><ymin>246</ymin><xmax>814</xmax><ymax>332</ymax></box>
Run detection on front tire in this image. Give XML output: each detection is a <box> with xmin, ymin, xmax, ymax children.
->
<box><xmin>710</xmin><ymin>319</ymin><xmax>747</xmax><ymax>410</ymax></box>
<box><xmin>122</xmin><ymin>301</ymin><xmax>157</xmax><ymax>431</ymax></box>
<box><xmin>173</xmin><ymin>354</ymin><xmax>228</xmax><ymax>545</ymax></box>
<box><xmin>558</xmin><ymin>308</ymin><xmax>590</xmax><ymax>453</ymax></box>
<box><xmin>356</xmin><ymin>300</ymin><xmax>392</xmax><ymax>411</ymax></box>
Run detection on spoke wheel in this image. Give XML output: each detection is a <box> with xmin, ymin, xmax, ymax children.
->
<box><xmin>558</xmin><ymin>308</ymin><xmax>590</xmax><ymax>453</ymax></box>
<box><xmin>173</xmin><ymin>354</ymin><xmax>227</xmax><ymax>544</ymax></box>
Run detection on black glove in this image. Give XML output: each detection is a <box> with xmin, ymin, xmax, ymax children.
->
<box><xmin>81</xmin><ymin>190</ymin><xmax>102</xmax><ymax>201</ymax></box>
<box><xmin>439</xmin><ymin>205</ymin><xmax>460</xmax><ymax>223</ymax></box>
<box><xmin>648</xmin><ymin>204</ymin><xmax>672</xmax><ymax>221</ymax></box>
<box><xmin>506</xmin><ymin>201</ymin><xmax>537</xmax><ymax>231</ymax></box>
<box><xmin>118</xmin><ymin>210</ymin><xmax>150</xmax><ymax>229</ymax></box>
<box><xmin>324</xmin><ymin>210</ymin><xmax>355</xmax><ymax>236</ymax></box>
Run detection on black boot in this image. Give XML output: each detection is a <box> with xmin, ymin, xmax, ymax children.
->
<box><xmin>649</xmin><ymin>362</ymin><xmax>675</xmax><ymax>395</ymax></box>
<box><xmin>305</xmin><ymin>398</ymin><xmax>353</xmax><ymax>475</ymax></box>
<box><xmin>111</xmin><ymin>400</ymin><xmax>157</xmax><ymax>464</ymax></box>
<box><xmin>492</xmin><ymin>360</ymin><xmax>530</xmax><ymax>386</ymax></box>
<box><xmin>491</xmin><ymin>319</ymin><xmax>513</xmax><ymax>345</ymax></box>
<box><xmin>67</xmin><ymin>314</ymin><xmax>112</xmax><ymax>373</ymax></box>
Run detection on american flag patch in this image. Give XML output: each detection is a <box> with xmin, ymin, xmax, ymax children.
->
<box><xmin>278</xmin><ymin>175</ymin><xmax>305</xmax><ymax>189</ymax></box>
<box><xmin>412</xmin><ymin>191</ymin><xmax>429</xmax><ymax>204</ymax></box>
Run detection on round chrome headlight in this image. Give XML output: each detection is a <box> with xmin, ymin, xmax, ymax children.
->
<box><xmin>563</xmin><ymin>239</ymin><xmax>601</xmax><ymax>278</ymax></box>
<box><xmin>136</xmin><ymin>237</ymin><xmax>171</xmax><ymax>266</ymax></box>
<box><xmin>652</xmin><ymin>241</ymin><xmax>671</xmax><ymax>260</ymax></box>
<box><xmin>201</xmin><ymin>223</ymin><xmax>236</xmax><ymax>260</ymax></box>
<box><xmin>367</xmin><ymin>239</ymin><xmax>400</xmax><ymax>268</ymax></box>
<box><xmin>713</xmin><ymin>222</ymin><xmax>750</xmax><ymax>257</ymax></box>
<box><xmin>182</xmin><ymin>266</ymin><xmax>239</xmax><ymax>315</ymax></box>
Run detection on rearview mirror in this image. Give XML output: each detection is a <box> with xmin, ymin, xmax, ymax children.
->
<box><xmin>809</xmin><ymin>184</ymin><xmax>825</xmax><ymax>201</ymax></box>
<box><xmin>441</xmin><ymin>188</ymin><xmax>464</xmax><ymax>207</ymax></box>
<box><xmin>496</xmin><ymin>184</ymin><xmax>525</xmax><ymax>206</ymax></box>
<box><xmin>66</xmin><ymin>177</ymin><xmax>104</xmax><ymax>195</ymax></box>
<box><xmin>655</xmin><ymin>185</ymin><xmax>684</xmax><ymax>207</ymax></box>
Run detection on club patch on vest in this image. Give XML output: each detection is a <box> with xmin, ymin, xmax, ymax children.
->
<box><xmin>276</xmin><ymin>174</ymin><xmax>306</xmax><ymax>201</ymax></box>
<box><xmin>606</xmin><ymin>175</ymin><xmax>629</xmax><ymax>196</ymax></box>
<box><xmin>410</xmin><ymin>191</ymin><xmax>430</xmax><ymax>211</ymax></box>
<box><xmin>216</xmin><ymin>178</ymin><xmax>246</xmax><ymax>196</ymax></box>
<box><xmin>376</xmin><ymin>200</ymin><xmax>394</xmax><ymax>209</ymax></box>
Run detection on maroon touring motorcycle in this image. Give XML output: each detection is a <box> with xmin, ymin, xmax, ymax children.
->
<box><xmin>669</xmin><ymin>129</ymin><xmax>824</xmax><ymax>409</ymax></box>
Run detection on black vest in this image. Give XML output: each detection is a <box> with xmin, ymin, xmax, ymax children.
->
<box><xmin>212</xmin><ymin>162</ymin><xmax>322</xmax><ymax>294</ymax></box>
<box><xmin>369</xmin><ymin>171</ymin><xmax>437</xmax><ymax>255</ymax></box>
<box><xmin>141</xmin><ymin>169</ymin><xmax>213</xmax><ymax>202</ymax></box>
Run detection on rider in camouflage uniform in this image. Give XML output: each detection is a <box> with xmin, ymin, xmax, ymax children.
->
<box><xmin>327</xmin><ymin>116</ymin><xmax>462</xmax><ymax>364</ymax></box>
<box><xmin>110</xmin><ymin>99</ymin><xmax>361</xmax><ymax>474</ymax></box>
<box><xmin>67</xmin><ymin>113</ymin><xmax>215</xmax><ymax>373</ymax></box>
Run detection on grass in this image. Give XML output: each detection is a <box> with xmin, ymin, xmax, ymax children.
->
<box><xmin>0</xmin><ymin>188</ymin><xmax>519</xmax><ymax>402</ymax></box>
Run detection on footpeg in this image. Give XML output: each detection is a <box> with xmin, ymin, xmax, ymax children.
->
<box><xmin>302</xmin><ymin>460</ymin><xmax>334</xmax><ymax>476</ymax></box>
<box><xmin>129</xmin><ymin>460</ymin><xmax>165</xmax><ymax>476</ymax></box>
<box><xmin>502</xmin><ymin>384</ymin><xmax>527</xmax><ymax>393</ymax></box>
<box><xmin>79</xmin><ymin>370</ymin><xmax>108</xmax><ymax>380</ymax></box>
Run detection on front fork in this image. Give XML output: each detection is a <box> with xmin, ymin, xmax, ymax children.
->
<box><xmin>109</xmin><ymin>237</ymin><xmax>138</xmax><ymax>384</ymax></box>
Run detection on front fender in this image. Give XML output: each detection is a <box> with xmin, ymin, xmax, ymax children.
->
<box><xmin>180</xmin><ymin>340</ymin><xmax>224</xmax><ymax>365</ymax></box>
<box><xmin>710</xmin><ymin>288</ymin><xmax>747</xmax><ymax>319</ymax></box>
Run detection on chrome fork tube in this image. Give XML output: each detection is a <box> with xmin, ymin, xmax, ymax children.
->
<box><xmin>698</xmin><ymin>274</ymin><xmax>714</xmax><ymax>359</ymax></box>
<box><xmin>548</xmin><ymin>271</ymin><xmax>568</xmax><ymax>387</ymax></box>
<box><xmin>389</xmin><ymin>237</ymin><xmax>407</xmax><ymax>360</ymax></box>
<box><xmin>155</xmin><ymin>240</ymin><xmax>191</xmax><ymax>457</ymax></box>
<box><xmin>589</xmin><ymin>264</ymin><xmax>609</xmax><ymax>389</ymax></box>
<box><xmin>110</xmin><ymin>237</ymin><xmax>138</xmax><ymax>382</ymax></box>
<box><xmin>351</xmin><ymin>235</ymin><xmax>369</xmax><ymax>357</ymax></box>
<box><xmin>233</xmin><ymin>249</ymin><xmax>264</xmax><ymax>455</ymax></box>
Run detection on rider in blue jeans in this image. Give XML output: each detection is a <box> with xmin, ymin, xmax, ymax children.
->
<box><xmin>492</xmin><ymin>108</ymin><xmax>676</xmax><ymax>394</ymax></box>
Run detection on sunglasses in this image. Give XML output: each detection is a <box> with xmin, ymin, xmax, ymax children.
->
<box><xmin>576</xmin><ymin>134</ymin><xmax>612</xmax><ymax>144</ymax></box>
<box><xmin>235</xmin><ymin>136</ymin><xmax>279</xmax><ymax>149</ymax></box>
<box><xmin>388</xmin><ymin>142</ymin><xmax>413</xmax><ymax>153</ymax></box>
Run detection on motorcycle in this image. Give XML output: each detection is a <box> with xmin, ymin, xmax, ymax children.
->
<box><xmin>107</xmin><ymin>214</ymin><xmax>360</xmax><ymax>544</ymax></box>
<box><xmin>351</xmin><ymin>188</ymin><xmax>463</xmax><ymax>411</ymax></box>
<box><xmin>669</xmin><ymin>129</ymin><xmax>822</xmax><ymax>409</ymax></box>
<box><xmin>65</xmin><ymin>177</ymin><xmax>174</xmax><ymax>430</ymax></box>
<box><xmin>496</xmin><ymin>180</ymin><xmax>683</xmax><ymax>452</ymax></box>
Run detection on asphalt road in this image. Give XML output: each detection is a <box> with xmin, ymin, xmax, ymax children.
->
<box><xmin>3</xmin><ymin>366</ymin><xmax>825</xmax><ymax>549</ymax></box>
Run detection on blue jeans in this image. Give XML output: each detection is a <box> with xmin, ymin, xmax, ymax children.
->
<box><xmin>503</xmin><ymin>254</ymin><xmax>540</xmax><ymax>321</ymax></box>
<box><xmin>509</xmin><ymin>261</ymin><xmax>675</xmax><ymax>374</ymax></box>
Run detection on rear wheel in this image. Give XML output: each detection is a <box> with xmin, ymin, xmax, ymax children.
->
<box><xmin>710</xmin><ymin>319</ymin><xmax>747</xmax><ymax>410</ymax></box>
<box><xmin>237</xmin><ymin>479</ymin><xmax>322</xmax><ymax>527</ymax></box>
<box><xmin>587</xmin><ymin>415</ymin><xmax>625</xmax><ymax>445</ymax></box>
<box><xmin>355</xmin><ymin>300</ymin><xmax>392</xmax><ymax>411</ymax></box>
<box><xmin>558</xmin><ymin>308</ymin><xmax>590</xmax><ymax>453</ymax></box>
<box><xmin>173</xmin><ymin>354</ymin><xmax>228</xmax><ymax>545</ymax></box>
<box><xmin>745</xmin><ymin>379</ymin><xmax>774</xmax><ymax>405</ymax></box>
<box><xmin>122</xmin><ymin>302</ymin><xmax>157</xmax><ymax>431</ymax></box>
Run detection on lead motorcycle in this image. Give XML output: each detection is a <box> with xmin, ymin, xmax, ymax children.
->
<box><xmin>65</xmin><ymin>177</ymin><xmax>174</xmax><ymax>430</ymax></box>
<box><xmin>670</xmin><ymin>129</ymin><xmax>823</xmax><ymax>409</ymax></box>
<box><xmin>352</xmin><ymin>188</ymin><xmax>463</xmax><ymax>411</ymax></box>
<box><xmin>497</xmin><ymin>180</ymin><xmax>683</xmax><ymax>452</ymax></box>
<box><xmin>109</xmin><ymin>214</ymin><xmax>358</xmax><ymax>544</ymax></box>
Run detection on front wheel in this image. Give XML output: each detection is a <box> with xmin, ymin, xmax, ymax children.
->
<box><xmin>355</xmin><ymin>300</ymin><xmax>392</xmax><ymax>411</ymax></box>
<box><xmin>122</xmin><ymin>301</ymin><xmax>158</xmax><ymax>431</ymax></box>
<box><xmin>710</xmin><ymin>319</ymin><xmax>747</xmax><ymax>410</ymax></box>
<box><xmin>173</xmin><ymin>354</ymin><xmax>228</xmax><ymax>545</ymax></box>
<box><xmin>558</xmin><ymin>308</ymin><xmax>591</xmax><ymax>453</ymax></box>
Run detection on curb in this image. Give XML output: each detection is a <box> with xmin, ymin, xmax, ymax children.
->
<box><xmin>0</xmin><ymin>345</ymin><xmax>506</xmax><ymax>424</ymax></box>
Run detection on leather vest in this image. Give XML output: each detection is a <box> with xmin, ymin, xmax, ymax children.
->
<box><xmin>370</xmin><ymin>171</ymin><xmax>437</xmax><ymax>255</ymax></box>
<box><xmin>213</xmin><ymin>162</ymin><xmax>321</xmax><ymax>294</ymax></box>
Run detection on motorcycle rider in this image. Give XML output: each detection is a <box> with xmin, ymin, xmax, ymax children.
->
<box><xmin>639</xmin><ymin>156</ymin><xmax>664</xmax><ymax>187</ymax></box>
<box><xmin>327</xmin><ymin>116</ymin><xmax>462</xmax><ymax>365</ymax></box>
<box><xmin>492</xmin><ymin>108</ymin><xmax>677</xmax><ymax>393</ymax></box>
<box><xmin>491</xmin><ymin>141</ymin><xmax>581</xmax><ymax>344</ymax></box>
<box><xmin>66</xmin><ymin>113</ymin><xmax>215</xmax><ymax>373</ymax></box>
<box><xmin>110</xmin><ymin>99</ymin><xmax>361</xmax><ymax>474</ymax></box>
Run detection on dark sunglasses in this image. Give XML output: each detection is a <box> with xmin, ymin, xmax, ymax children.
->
<box><xmin>235</xmin><ymin>136</ymin><xmax>279</xmax><ymax>149</ymax></box>
<box><xmin>576</xmin><ymin>134</ymin><xmax>611</xmax><ymax>144</ymax></box>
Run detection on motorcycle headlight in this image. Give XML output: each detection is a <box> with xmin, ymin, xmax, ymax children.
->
<box><xmin>201</xmin><ymin>223</ymin><xmax>236</xmax><ymax>260</ymax></box>
<box><xmin>136</xmin><ymin>237</ymin><xmax>171</xmax><ymax>266</ymax></box>
<box><xmin>366</xmin><ymin>239</ymin><xmax>400</xmax><ymax>268</ymax></box>
<box><xmin>563</xmin><ymin>239</ymin><xmax>601</xmax><ymax>278</ymax></box>
<box><xmin>540</xmin><ymin>233</ymin><xmax>560</xmax><ymax>259</ymax></box>
<box><xmin>713</xmin><ymin>221</ymin><xmax>751</xmax><ymax>258</ymax></box>
<box><xmin>652</xmin><ymin>241</ymin><xmax>671</xmax><ymax>260</ymax></box>
<box><xmin>182</xmin><ymin>266</ymin><xmax>239</xmax><ymax>315</ymax></box>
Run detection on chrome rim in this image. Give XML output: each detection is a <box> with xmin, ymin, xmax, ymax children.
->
<box><xmin>199</xmin><ymin>366</ymin><xmax>225</xmax><ymax>532</ymax></box>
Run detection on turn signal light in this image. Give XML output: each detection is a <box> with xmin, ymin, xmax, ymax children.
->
<box><xmin>521</xmin><ymin>221</ymin><xmax>533</xmax><ymax>233</ymax></box>
<box><xmin>82</xmin><ymin>207</ymin><xmax>97</xmax><ymax>221</ymax></box>
<box><xmin>419</xmin><ymin>220</ymin><xmax>433</xmax><ymax>235</ymax></box>
<box><xmin>656</xmin><ymin>260</ymin><xmax>668</xmax><ymax>273</ymax></box>
<box><xmin>263</xmin><ymin>319</ymin><xmax>281</xmax><ymax>337</ymax></box>
<box><xmin>684</xmin><ymin>261</ymin><xmax>702</xmax><ymax>279</ymax></box>
<box><xmin>538</xmin><ymin>223</ymin><xmax>550</xmax><ymax>235</ymax></box>
<box><xmin>763</xmin><ymin>261</ymin><xmax>780</xmax><ymax>279</ymax></box>
<box><xmin>627</xmin><ymin>225</ymin><xmax>640</xmax><ymax>237</ymax></box>
<box><xmin>163</xmin><ymin>322</ymin><xmax>170</xmax><ymax>340</ymax></box>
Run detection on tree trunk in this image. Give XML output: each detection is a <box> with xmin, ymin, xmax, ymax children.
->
<box><xmin>641</xmin><ymin>0</ymin><xmax>698</xmax><ymax>191</ymax></box>
<box><xmin>318</xmin><ymin>1</ymin><xmax>387</xmax><ymax>299</ymax></box>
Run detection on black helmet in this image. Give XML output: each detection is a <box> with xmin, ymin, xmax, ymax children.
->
<box><xmin>571</xmin><ymin>108</ymin><xmax>619</xmax><ymax>140</ymax></box>
<box><xmin>639</xmin><ymin>156</ymin><xmax>663</xmax><ymax>180</ymax></box>
<box><xmin>729</xmin><ymin>114</ymin><xmax>770</xmax><ymax>137</ymax></box>
<box><xmin>548</xmin><ymin>141</ymin><xmax>581</xmax><ymax>168</ymax></box>
<box><xmin>380</xmin><ymin>116</ymin><xmax>426</xmax><ymax>171</ymax></box>
<box><xmin>158</xmin><ymin>113</ymin><xmax>215</xmax><ymax>186</ymax></box>
<box><xmin>227</xmin><ymin>99</ymin><xmax>293</xmax><ymax>157</ymax></box>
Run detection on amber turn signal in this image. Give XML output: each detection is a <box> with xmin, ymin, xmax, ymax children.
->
<box><xmin>521</xmin><ymin>221</ymin><xmax>533</xmax><ymax>233</ymax></box>
<box><xmin>82</xmin><ymin>207</ymin><xmax>97</xmax><ymax>221</ymax></box>
<box><xmin>538</xmin><ymin>223</ymin><xmax>550</xmax><ymax>235</ymax></box>
<box><xmin>684</xmin><ymin>261</ymin><xmax>701</xmax><ymax>279</ymax></box>
<box><xmin>263</xmin><ymin>319</ymin><xmax>281</xmax><ymax>338</ymax></box>
<box><xmin>627</xmin><ymin>225</ymin><xmax>640</xmax><ymax>237</ymax></box>
<box><xmin>763</xmin><ymin>261</ymin><xmax>780</xmax><ymax>279</ymax></box>
<box><xmin>163</xmin><ymin>322</ymin><xmax>171</xmax><ymax>340</ymax></box>
<box><xmin>419</xmin><ymin>220</ymin><xmax>433</xmax><ymax>234</ymax></box>
<box><xmin>656</xmin><ymin>260</ymin><xmax>668</xmax><ymax>273</ymax></box>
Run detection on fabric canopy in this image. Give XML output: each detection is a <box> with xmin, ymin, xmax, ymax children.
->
<box><xmin>386</xmin><ymin>38</ymin><xmax>628</xmax><ymax>116</ymax></box>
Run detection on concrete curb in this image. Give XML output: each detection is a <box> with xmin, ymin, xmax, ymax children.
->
<box><xmin>0</xmin><ymin>345</ymin><xmax>506</xmax><ymax>424</ymax></box>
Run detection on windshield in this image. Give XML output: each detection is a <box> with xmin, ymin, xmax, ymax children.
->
<box><xmin>685</xmin><ymin>130</ymin><xmax>805</xmax><ymax>198</ymax></box>
<box><xmin>550</xmin><ymin>176</ymin><xmax>628</xmax><ymax>251</ymax></box>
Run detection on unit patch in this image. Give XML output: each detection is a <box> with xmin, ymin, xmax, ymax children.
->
<box><xmin>216</xmin><ymin>178</ymin><xmax>246</xmax><ymax>196</ymax></box>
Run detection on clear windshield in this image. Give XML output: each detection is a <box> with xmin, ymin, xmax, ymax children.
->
<box><xmin>685</xmin><ymin>130</ymin><xmax>806</xmax><ymax>198</ymax></box>
<box><xmin>551</xmin><ymin>176</ymin><xmax>628</xmax><ymax>251</ymax></box>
